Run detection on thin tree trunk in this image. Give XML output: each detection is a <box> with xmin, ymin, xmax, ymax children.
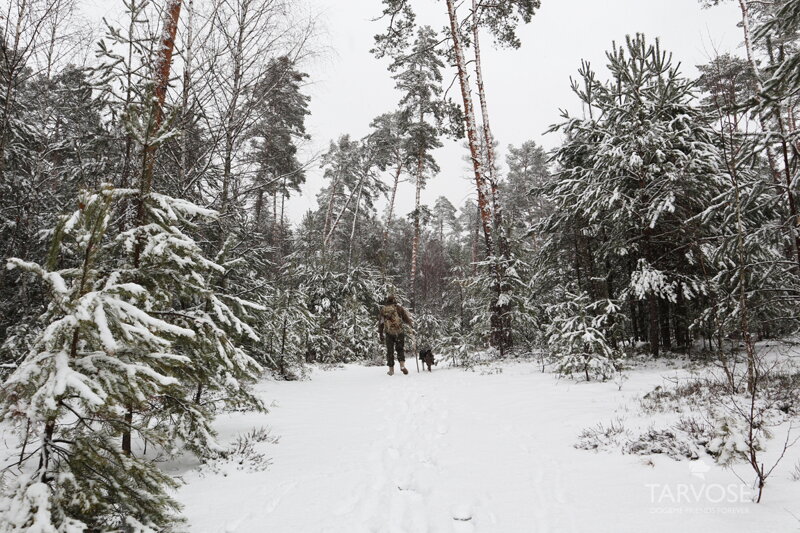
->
<box><xmin>272</xmin><ymin>190</ymin><xmax>278</xmax><ymax>244</ymax></box>
<box><xmin>179</xmin><ymin>0</ymin><xmax>194</xmax><ymax>192</ymax></box>
<box><xmin>659</xmin><ymin>298</ymin><xmax>671</xmax><ymax>351</ymax></box>
<box><xmin>221</xmin><ymin>132</ymin><xmax>233</xmax><ymax>217</ymax></box>
<box><xmin>648</xmin><ymin>294</ymin><xmax>660</xmax><ymax>357</ymax></box>
<box><xmin>118</xmin><ymin>4</ymin><xmax>138</xmax><ymax>195</ymax></box>
<box><xmin>127</xmin><ymin>0</ymin><xmax>183</xmax><ymax>456</ymax></box>
<box><xmin>471</xmin><ymin>206</ymin><xmax>479</xmax><ymax>275</ymax></box>
<box><xmin>254</xmin><ymin>190</ymin><xmax>264</xmax><ymax>231</ymax></box>
<box><xmin>326</xmin><ymin>175</ymin><xmax>364</xmax><ymax>248</ymax></box>
<box><xmin>279</xmin><ymin>180</ymin><xmax>286</xmax><ymax>260</ymax></box>
<box><xmin>572</xmin><ymin>233</ymin><xmax>584</xmax><ymax>293</ymax></box>
<box><xmin>630</xmin><ymin>298</ymin><xmax>639</xmax><ymax>343</ymax></box>
<box><xmin>445</xmin><ymin>0</ymin><xmax>505</xmax><ymax>350</ymax></box>
<box><xmin>279</xmin><ymin>315</ymin><xmax>287</xmax><ymax>377</ymax></box>
<box><xmin>738</xmin><ymin>0</ymin><xmax>800</xmax><ymax>268</ymax></box>
<box><xmin>471</xmin><ymin>0</ymin><xmax>512</xmax><ymax>351</ymax></box>
<box><xmin>445</xmin><ymin>0</ymin><xmax>494</xmax><ymax>257</ymax></box>
<box><xmin>220</xmin><ymin>12</ymin><xmax>246</xmax><ymax>225</ymax></box>
<box><xmin>411</xmin><ymin>145</ymin><xmax>424</xmax><ymax>312</ymax></box>
<box><xmin>381</xmin><ymin>161</ymin><xmax>403</xmax><ymax>276</ymax></box>
<box><xmin>471</xmin><ymin>0</ymin><xmax>507</xmax><ymax>259</ymax></box>
<box><xmin>137</xmin><ymin>0</ymin><xmax>183</xmax><ymax>219</ymax></box>
<box><xmin>322</xmin><ymin>172</ymin><xmax>341</xmax><ymax>252</ymax></box>
<box><xmin>346</xmin><ymin>177</ymin><xmax>366</xmax><ymax>270</ymax></box>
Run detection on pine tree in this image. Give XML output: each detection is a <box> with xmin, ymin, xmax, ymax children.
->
<box><xmin>546</xmin><ymin>290</ymin><xmax>622</xmax><ymax>381</ymax></box>
<box><xmin>0</xmin><ymin>2</ymin><xmax>269</xmax><ymax>527</ymax></box>
<box><xmin>432</xmin><ymin>196</ymin><xmax>458</xmax><ymax>243</ymax></box>
<box><xmin>369</xmin><ymin>112</ymin><xmax>413</xmax><ymax>276</ymax></box>
<box><xmin>249</xmin><ymin>56</ymin><xmax>311</xmax><ymax>245</ymax></box>
<box><xmin>542</xmin><ymin>35</ymin><xmax>728</xmax><ymax>356</ymax></box>
<box><xmin>376</xmin><ymin>0</ymin><xmax>539</xmax><ymax>355</ymax></box>
<box><xmin>503</xmin><ymin>141</ymin><xmax>551</xmax><ymax>242</ymax></box>
<box><xmin>390</xmin><ymin>25</ymin><xmax>459</xmax><ymax>314</ymax></box>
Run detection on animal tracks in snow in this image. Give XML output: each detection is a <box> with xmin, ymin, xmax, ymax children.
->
<box><xmin>179</xmin><ymin>364</ymin><xmax>800</xmax><ymax>533</ymax></box>
<box><xmin>327</xmin><ymin>376</ymin><xmax>534</xmax><ymax>533</ymax></box>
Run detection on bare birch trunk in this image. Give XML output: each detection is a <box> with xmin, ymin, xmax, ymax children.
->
<box><xmin>347</xmin><ymin>179</ymin><xmax>365</xmax><ymax>271</ymax></box>
<box><xmin>381</xmin><ymin>161</ymin><xmax>403</xmax><ymax>276</ymax></box>
<box><xmin>322</xmin><ymin>172</ymin><xmax>340</xmax><ymax>252</ymax></box>
<box><xmin>471</xmin><ymin>1</ymin><xmax>512</xmax><ymax>350</ymax></box>
<box><xmin>446</xmin><ymin>0</ymin><xmax>506</xmax><ymax>350</ymax></box>
<box><xmin>220</xmin><ymin>13</ymin><xmax>245</xmax><ymax>221</ymax></box>
<box><xmin>325</xmin><ymin>173</ymin><xmax>366</xmax><ymax>248</ymax></box>
<box><xmin>411</xmin><ymin>149</ymin><xmax>424</xmax><ymax>312</ymax></box>
<box><xmin>471</xmin><ymin>0</ymin><xmax>507</xmax><ymax>258</ymax></box>
<box><xmin>445</xmin><ymin>0</ymin><xmax>495</xmax><ymax>257</ymax></box>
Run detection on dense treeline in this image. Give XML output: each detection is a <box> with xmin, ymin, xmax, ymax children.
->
<box><xmin>538</xmin><ymin>2</ymin><xmax>800</xmax><ymax>378</ymax></box>
<box><xmin>0</xmin><ymin>0</ymin><xmax>799</xmax><ymax>529</ymax></box>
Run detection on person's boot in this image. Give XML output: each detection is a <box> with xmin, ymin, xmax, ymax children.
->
<box><xmin>387</xmin><ymin>366</ymin><xmax>394</xmax><ymax>376</ymax></box>
<box><xmin>400</xmin><ymin>362</ymin><xmax>408</xmax><ymax>375</ymax></box>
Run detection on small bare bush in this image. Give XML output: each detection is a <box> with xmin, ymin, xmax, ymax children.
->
<box><xmin>575</xmin><ymin>418</ymin><xmax>629</xmax><ymax>451</ymax></box>
<box><xmin>624</xmin><ymin>427</ymin><xmax>699</xmax><ymax>460</ymax></box>
<box><xmin>202</xmin><ymin>427</ymin><xmax>280</xmax><ymax>475</ymax></box>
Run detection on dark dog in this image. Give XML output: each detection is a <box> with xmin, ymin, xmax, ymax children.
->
<box><xmin>418</xmin><ymin>347</ymin><xmax>436</xmax><ymax>372</ymax></box>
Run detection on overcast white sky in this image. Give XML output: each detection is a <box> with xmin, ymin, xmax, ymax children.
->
<box><xmin>81</xmin><ymin>0</ymin><xmax>743</xmax><ymax>223</ymax></box>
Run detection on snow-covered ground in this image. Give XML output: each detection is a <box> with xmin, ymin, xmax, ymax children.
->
<box><xmin>171</xmin><ymin>360</ymin><xmax>800</xmax><ymax>533</ymax></box>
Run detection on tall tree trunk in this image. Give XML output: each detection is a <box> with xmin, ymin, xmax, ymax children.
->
<box><xmin>279</xmin><ymin>179</ymin><xmax>286</xmax><ymax>260</ymax></box>
<box><xmin>648</xmin><ymin>294</ymin><xmax>660</xmax><ymax>357</ymax></box>
<box><xmin>325</xmin><ymin>174</ymin><xmax>364</xmax><ymax>249</ymax></box>
<box><xmin>118</xmin><ymin>4</ymin><xmax>138</xmax><ymax>197</ymax></box>
<box><xmin>572</xmin><ymin>233</ymin><xmax>584</xmax><ymax>293</ymax></box>
<box><xmin>738</xmin><ymin>0</ymin><xmax>800</xmax><ymax>268</ymax></box>
<box><xmin>127</xmin><ymin>0</ymin><xmax>183</xmax><ymax>456</ymax></box>
<box><xmin>445</xmin><ymin>0</ymin><xmax>505</xmax><ymax>350</ymax></box>
<box><xmin>471</xmin><ymin>0</ymin><xmax>512</xmax><ymax>351</ymax></box>
<box><xmin>137</xmin><ymin>0</ymin><xmax>182</xmax><ymax>220</ymax></box>
<box><xmin>254</xmin><ymin>190</ymin><xmax>264</xmax><ymax>231</ymax></box>
<box><xmin>411</xmin><ymin>147</ymin><xmax>424</xmax><ymax>312</ymax></box>
<box><xmin>674</xmin><ymin>291</ymin><xmax>688</xmax><ymax>349</ymax></box>
<box><xmin>220</xmin><ymin>13</ymin><xmax>245</xmax><ymax>229</ymax></box>
<box><xmin>630</xmin><ymin>298</ymin><xmax>639</xmax><ymax>343</ymax></box>
<box><xmin>347</xmin><ymin>179</ymin><xmax>365</xmax><ymax>271</ymax></box>
<box><xmin>179</xmin><ymin>0</ymin><xmax>194</xmax><ymax>192</ymax></box>
<box><xmin>322</xmin><ymin>172</ymin><xmax>341</xmax><ymax>254</ymax></box>
<box><xmin>381</xmin><ymin>161</ymin><xmax>403</xmax><ymax>277</ymax></box>
<box><xmin>471</xmin><ymin>206</ymin><xmax>479</xmax><ymax>275</ymax></box>
<box><xmin>272</xmin><ymin>190</ymin><xmax>278</xmax><ymax>245</ymax></box>
<box><xmin>471</xmin><ymin>0</ymin><xmax>507</xmax><ymax>258</ymax></box>
<box><xmin>659</xmin><ymin>298</ymin><xmax>671</xmax><ymax>351</ymax></box>
<box><xmin>445</xmin><ymin>0</ymin><xmax>494</xmax><ymax>256</ymax></box>
<box><xmin>221</xmin><ymin>132</ymin><xmax>233</xmax><ymax>218</ymax></box>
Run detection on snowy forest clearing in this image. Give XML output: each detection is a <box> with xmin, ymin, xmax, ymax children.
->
<box><xmin>170</xmin><ymin>358</ymin><xmax>800</xmax><ymax>533</ymax></box>
<box><xmin>4</xmin><ymin>0</ymin><xmax>800</xmax><ymax>529</ymax></box>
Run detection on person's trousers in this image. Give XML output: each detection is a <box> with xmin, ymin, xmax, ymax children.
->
<box><xmin>385</xmin><ymin>332</ymin><xmax>405</xmax><ymax>367</ymax></box>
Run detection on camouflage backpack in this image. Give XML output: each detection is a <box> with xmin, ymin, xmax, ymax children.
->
<box><xmin>381</xmin><ymin>304</ymin><xmax>404</xmax><ymax>335</ymax></box>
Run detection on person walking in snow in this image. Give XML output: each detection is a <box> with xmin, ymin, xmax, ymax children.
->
<box><xmin>378</xmin><ymin>294</ymin><xmax>413</xmax><ymax>375</ymax></box>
